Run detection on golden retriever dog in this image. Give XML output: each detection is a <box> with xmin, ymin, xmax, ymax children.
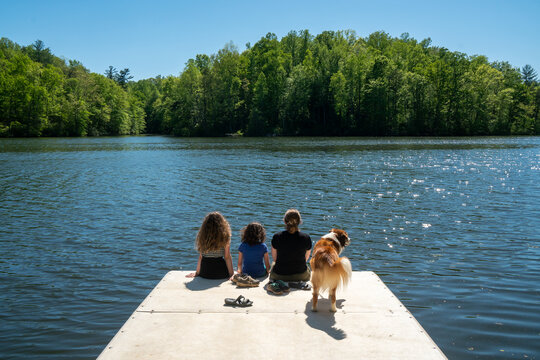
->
<box><xmin>310</xmin><ymin>229</ymin><xmax>352</xmax><ymax>312</ymax></box>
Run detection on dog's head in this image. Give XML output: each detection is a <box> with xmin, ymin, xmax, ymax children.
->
<box><xmin>331</xmin><ymin>228</ymin><xmax>350</xmax><ymax>248</ymax></box>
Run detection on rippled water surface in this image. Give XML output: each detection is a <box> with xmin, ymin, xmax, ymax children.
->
<box><xmin>1</xmin><ymin>136</ymin><xmax>539</xmax><ymax>359</ymax></box>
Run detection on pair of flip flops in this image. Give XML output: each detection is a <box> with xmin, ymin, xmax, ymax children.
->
<box><xmin>266</xmin><ymin>280</ymin><xmax>311</xmax><ymax>295</ymax></box>
<box><xmin>224</xmin><ymin>295</ymin><xmax>253</xmax><ymax>307</ymax></box>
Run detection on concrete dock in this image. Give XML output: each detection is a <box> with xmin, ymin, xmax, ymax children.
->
<box><xmin>98</xmin><ymin>271</ymin><xmax>446</xmax><ymax>359</ymax></box>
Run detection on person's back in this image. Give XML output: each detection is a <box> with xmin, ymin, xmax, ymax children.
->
<box><xmin>272</xmin><ymin>230</ymin><xmax>311</xmax><ymax>275</ymax></box>
<box><xmin>239</xmin><ymin>242</ymin><xmax>268</xmax><ymax>277</ymax></box>
<box><xmin>269</xmin><ymin>209</ymin><xmax>312</xmax><ymax>282</ymax></box>
<box><xmin>237</xmin><ymin>222</ymin><xmax>271</xmax><ymax>278</ymax></box>
<box><xmin>185</xmin><ymin>212</ymin><xmax>234</xmax><ymax>279</ymax></box>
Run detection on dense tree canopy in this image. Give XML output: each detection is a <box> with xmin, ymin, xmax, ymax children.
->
<box><xmin>1</xmin><ymin>31</ymin><xmax>539</xmax><ymax>137</ymax></box>
<box><xmin>0</xmin><ymin>39</ymin><xmax>144</xmax><ymax>136</ymax></box>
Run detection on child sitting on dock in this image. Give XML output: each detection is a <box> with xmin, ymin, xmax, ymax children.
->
<box><xmin>186</xmin><ymin>212</ymin><xmax>234</xmax><ymax>279</ymax></box>
<box><xmin>237</xmin><ymin>222</ymin><xmax>271</xmax><ymax>278</ymax></box>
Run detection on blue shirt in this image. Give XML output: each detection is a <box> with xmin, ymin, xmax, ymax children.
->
<box><xmin>238</xmin><ymin>242</ymin><xmax>268</xmax><ymax>278</ymax></box>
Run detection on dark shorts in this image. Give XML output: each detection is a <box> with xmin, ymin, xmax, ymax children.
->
<box><xmin>199</xmin><ymin>256</ymin><xmax>229</xmax><ymax>279</ymax></box>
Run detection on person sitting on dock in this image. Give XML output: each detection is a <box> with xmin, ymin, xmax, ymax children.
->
<box><xmin>186</xmin><ymin>212</ymin><xmax>234</xmax><ymax>279</ymax></box>
<box><xmin>236</xmin><ymin>222</ymin><xmax>271</xmax><ymax>278</ymax></box>
<box><xmin>269</xmin><ymin>209</ymin><xmax>312</xmax><ymax>282</ymax></box>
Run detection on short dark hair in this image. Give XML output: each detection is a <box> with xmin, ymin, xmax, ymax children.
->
<box><xmin>241</xmin><ymin>222</ymin><xmax>266</xmax><ymax>245</ymax></box>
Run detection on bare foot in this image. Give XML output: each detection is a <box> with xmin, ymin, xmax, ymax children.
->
<box><xmin>186</xmin><ymin>272</ymin><xmax>197</xmax><ymax>278</ymax></box>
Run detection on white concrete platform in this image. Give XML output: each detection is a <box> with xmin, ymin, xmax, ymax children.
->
<box><xmin>98</xmin><ymin>271</ymin><xmax>446</xmax><ymax>359</ymax></box>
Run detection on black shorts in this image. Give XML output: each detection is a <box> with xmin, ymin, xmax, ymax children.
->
<box><xmin>199</xmin><ymin>256</ymin><xmax>229</xmax><ymax>279</ymax></box>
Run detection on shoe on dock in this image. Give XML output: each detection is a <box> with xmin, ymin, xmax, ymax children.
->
<box><xmin>288</xmin><ymin>281</ymin><xmax>311</xmax><ymax>290</ymax></box>
<box><xmin>233</xmin><ymin>274</ymin><xmax>260</xmax><ymax>287</ymax></box>
<box><xmin>224</xmin><ymin>295</ymin><xmax>253</xmax><ymax>307</ymax></box>
<box><xmin>266</xmin><ymin>281</ymin><xmax>285</xmax><ymax>295</ymax></box>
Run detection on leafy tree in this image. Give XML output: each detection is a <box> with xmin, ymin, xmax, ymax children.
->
<box><xmin>248</xmin><ymin>72</ymin><xmax>269</xmax><ymax>135</ymax></box>
<box><xmin>24</xmin><ymin>40</ymin><xmax>57</xmax><ymax>66</ymax></box>
<box><xmin>282</xmin><ymin>63</ymin><xmax>313</xmax><ymax>134</ymax></box>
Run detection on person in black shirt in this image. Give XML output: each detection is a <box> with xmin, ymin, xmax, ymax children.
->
<box><xmin>270</xmin><ymin>209</ymin><xmax>312</xmax><ymax>281</ymax></box>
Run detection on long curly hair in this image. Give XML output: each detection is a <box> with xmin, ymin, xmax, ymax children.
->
<box><xmin>241</xmin><ymin>222</ymin><xmax>266</xmax><ymax>245</ymax></box>
<box><xmin>283</xmin><ymin>209</ymin><xmax>302</xmax><ymax>232</ymax></box>
<box><xmin>196</xmin><ymin>212</ymin><xmax>231</xmax><ymax>253</ymax></box>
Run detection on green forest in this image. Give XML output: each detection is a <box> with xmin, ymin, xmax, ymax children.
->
<box><xmin>1</xmin><ymin>30</ymin><xmax>539</xmax><ymax>137</ymax></box>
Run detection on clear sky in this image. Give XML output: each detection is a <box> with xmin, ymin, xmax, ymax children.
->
<box><xmin>2</xmin><ymin>0</ymin><xmax>539</xmax><ymax>80</ymax></box>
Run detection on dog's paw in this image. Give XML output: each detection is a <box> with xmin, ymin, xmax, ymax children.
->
<box><xmin>311</xmin><ymin>307</ymin><xmax>318</xmax><ymax>312</ymax></box>
<box><xmin>330</xmin><ymin>306</ymin><xmax>337</xmax><ymax>312</ymax></box>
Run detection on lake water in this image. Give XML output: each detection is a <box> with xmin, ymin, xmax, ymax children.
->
<box><xmin>0</xmin><ymin>136</ymin><xmax>539</xmax><ymax>359</ymax></box>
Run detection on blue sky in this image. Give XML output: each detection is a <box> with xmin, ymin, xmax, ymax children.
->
<box><xmin>2</xmin><ymin>0</ymin><xmax>539</xmax><ymax>80</ymax></box>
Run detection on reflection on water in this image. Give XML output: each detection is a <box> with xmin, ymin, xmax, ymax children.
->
<box><xmin>1</xmin><ymin>136</ymin><xmax>539</xmax><ymax>359</ymax></box>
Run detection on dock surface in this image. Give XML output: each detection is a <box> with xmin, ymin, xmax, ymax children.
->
<box><xmin>98</xmin><ymin>271</ymin><xmax>446</xmax><ymax>359</ymax></box>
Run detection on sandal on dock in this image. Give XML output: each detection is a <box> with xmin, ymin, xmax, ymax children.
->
<box><xmin>288</xmin><ymin>281</ymin><xmax>312</xmax><ymax>290</ymax></box>
<box><xmin>224</xmin><ymin>295</ymin><xmax>253</xmax><ymax>307</ymax></box>
<box><xmin>266</xmin><ymin>281</ymin><xmax>284</xmax><ymax>295</ymax></box>
<box><xmin>274</xmin><ymin>280</ymin><xmax>290</xmax><ymax>293</ymax></box>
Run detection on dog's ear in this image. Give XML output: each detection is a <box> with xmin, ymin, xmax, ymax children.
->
<box><xmin>333</xmin><ymin>228</ymin><xmax>344</xmax><ymax>237</ymax></box>
<box><xmin>335</xmin><ymin>229</ymin><xmax>350</xmax><ymax>247</ymax></box>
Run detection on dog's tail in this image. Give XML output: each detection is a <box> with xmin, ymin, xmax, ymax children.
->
<box><xmin>311</xmin><ymin>254</ymin><xmax>353</xmax><ymax>290</ymax></box>
<box><xmin>335</xmin><ymin>256</ymin><xmax>353</xmax><ymax>287</ymax></box>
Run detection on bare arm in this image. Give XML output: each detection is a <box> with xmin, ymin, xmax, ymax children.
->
<box><xmin>264</xmin><ymin>252</ymin><xmax>271</xmax><ymax>274</ymax></box>
<box><xmin>224</xmin><ymin>243</ymin><xmax>234</xmax><ymax>277</ymax></box>
<box><xmin>237</xmin><ymin>251</ymin><xmax>243</xmax><ymax>274</ymax></box>
<box><xmin>305</xmin><ymin>249</ymin><xmax>311</xmax><ymax>262</ymax></box>
<box><xmin>186</xmin><ymin>254</ymin><xmax>202</xmax><ymax>278</ymax></box>
<box><xmin>271</xmin><ymin>246</ymin><xmax>277</xmax><ymax>263</ymax></box>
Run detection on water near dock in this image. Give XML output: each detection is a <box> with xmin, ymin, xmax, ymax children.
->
<box><xmin>1</xmin><ymin>136</ymin><xmax>539</xmax><ymax>359</ymax></box>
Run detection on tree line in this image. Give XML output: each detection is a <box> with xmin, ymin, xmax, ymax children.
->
<box><xmin>0</xmin><ymin>39</ymin><xmax>144</xmax><ymax>136</ymax></box>
<box><xmin>1</xmin><ymin>31</ymin><xmax>539</xmax><ymax>137</ymax></box>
